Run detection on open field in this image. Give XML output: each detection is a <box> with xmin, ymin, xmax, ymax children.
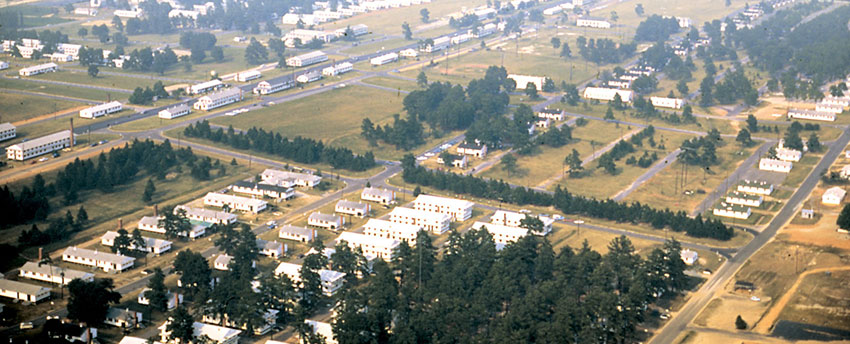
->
<box><xmin>0</xmin><ymin>4</ymin><xmax>72</xmax><ymax>27</ymax></box>
<box><xmin>552</xmin><ymin>101</ymin><xmax>738</xmax><ymax>135</ymax></box>
<box><xmin>548</xmin><ymin>222</ymin><xmax>661</xmax><ymax>254</ymax></box>
<box><xmin>32</xmin><ymin>69</ymin><xmax>161</xmax><ymax>90</ymax></box>
<box><xmin>624</xmin><ymin>142</ymin><xmax>757</xmax><ymax>213</ymax></box>
<box><xmin>593</xmin><ymin>0</ymin><xmax>750</xmax><ymax>28</ymax></box>
<box><xmin>480</xmin><ymin>120</ymin><xmax>625</xmax><ymax>189</ymax></box>
<box><xmin>316</xmin><ymin>0</ymin><xmax>487</xmax><ymax>36</ymax></box>
<box><xmin>781</xmin><ymin>154</ymin><xmax>821</xmax><ymax>188</ymax></box>
<box><xmin>555</xmin><ymin>130</ymin><xmax>696</xmax><ymax>199</ymax></box>
<box><xmin>0</xmin><ymin>92</ymin><xmax>83</xmax><ymax>124</ymax></box>
<box><xmin>360</xmin><ymin>75</ymin><xmax>420</xmax><ymax>92</ymax></box>
<box><xmin>776</xmin><ymin>269</ymin><xmax>850</xmax><ymax>332</ymax></box>
<box><xmin>342</xmin><ymin>36</ymin><xmax>411</xmax><ymax>56</ymax></box>
<box><xmin>0</xmin><ymin>77</ymin><xmax>121</xmax><ymax>101</ymax></box>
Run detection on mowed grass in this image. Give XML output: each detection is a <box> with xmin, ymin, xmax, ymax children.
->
<box><xmin>361</xmin><ymin>76</ymin><xmax>421</xmax><ymax>92</ymax></box>
<box><xmin>480</xmin><ymin>120</ymin><xmax>625</xmax><ymax>188</ymax></box>
<box><xmin>342</xmin><ymin>36</ymin><xmax>411</xmax><ymax>56</ymax></box>
<box><xmin>33</xmin><ymin>69</ymin><xmax>161</xmax><ymax>90</ymax></box>
<box><xmin>0</xmin><ymin>77</ymin><xmax>121</xmax><ymax>101</ymax></box>
<box><xmin>0</xmin><ymin>93</ymin><xmax>83</xmax><ymax>124</ymax></box>
<box><xmin>8</xmin><ymin>110</ymin><xmax>133</xmax><ymax>143</ymax></box>
<box><xmin>212</xmin><ymin>85</ymin><xmax>417</xmax><ymax>160</ymax></box>
<box><xmin>316</xmin><ymin>0</ymin><xmax>487</xmax><ymax>36</ymax></box>
<box><xmin>624</xmin><ymin>142</ymin><xmax>757</xmax><ymax>213</ymax></box>
<box><xmin>594</xmin><ymin>0</ymin><xmax>751</xmax><ymax>28</ymax></box>
<box><xmin>555</xmin><ymin>130</ymin><xmax>697</xmax><ymax>199</ymax></box>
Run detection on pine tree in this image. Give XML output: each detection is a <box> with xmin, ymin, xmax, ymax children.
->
<box><xmin>76</xmin><ymin>206</ymin><xmax>89</xmax><ymax>227</ymax></box>
<box><xmin>143</xmin><ymin>178</ymin><xmax>156</xmax><ymax>203</ymax></box>
<box><xmin>837</xmin><ymin>204</ymin><xmax>850</xmax><ymax>229</ymax></box>
<box><xmin>146</xmin><ymin>268</ymin><xmax>169</xmax><ymax>312</ymax></box>
<box><xmin>735</xmin><ymin>315</ymin><xmax>747</xmax><ymax>329</ymax></box>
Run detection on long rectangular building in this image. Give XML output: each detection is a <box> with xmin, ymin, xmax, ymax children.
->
<box><xmin>787</xmin><ymin>108</ymin><xmax>835</xmax><ymax>122</ymax></box>
<box><xmin>19</xmin><ymin>62</ymin><xmax>57</xmax><ymax>76</ymax></box>
<box><xmin>158</xmin><ymin>104</ymin><xmax>191</xmax><ymax>119</ymax></box>
<box><xmin>412</xmin><ymin>194</ymin><xmax>474</xmax><ymax>221</ymax></box>
<box><xmin>203</xmin><ymin>192</ymin><xmax>267</xmax><ymax>213</ymax></box>
<box><xmin>6</xmin><ymin>130</ymin><xmax>72</xmax><ymax>161</ymax></box>
<box><xmin>188</xmin><ymin>79</ymin><xmax>224</xmax><ymax>95</ymax></box>
<box><xmin>490</xmin><ymin>210</ymin><xmax>554</xmax><ymax>235</ymax></box>
<box><xmin>62</xmin><ymin>246</ymin><xmax>135</xmax><ymax>272</ymax></box>
<box><xmin>253</xmin><ymin>80</ymin><xmax>294</xmax><ymax>95</ymax></box>
<box><xmin>0</xmin><ymin>122</ymin><xmax>17</xmax><ymax>142</ymax></box>
<box><xmin>261</xmin><ymin>169</ymin><xmax>321</xmax><ymax>187</ymax></box>
<box><xmin>286</xmin><ymin>51</ymin><xmax>328</xmax><ymax>67</ymax></box>
<box><xmin>583</xmin><ymin>87</ymin><xmax>633</xmax><ymax>102</ymax></box>
<box><xmin>362</xmin><ymin>218</ymin><xmax>421</xmax><ymax>244</ymax></box>
<box><xmin>0</xmin><ymin>279</ymin><xmax>50</xmax><ymax>303</ymax></box>
<box><xmin>361</xmin><ymin>187</ymin><xmax>395</xmax><ymax>204</ymax></box>
<box><xmin>470</xmin><ymin>221</ymin><xmax>528</xmax><ymax>245</ymax></box>
<box><xmin>137</xmin><ymin>216</ymin><xmax>207</xmax><ymax>239</ymax></box>
<box><xmin>193</xmin><ymin>88</ymin><xmax>242</xmax><ymax>111</ymax></box>
<box><xmin>389</xmin><ymin>206</ymin><xmax>451</xmax><ymax>234</ymax></box>
<box><xmin>274</xmin><ymin>262</ymin><xmax>345</xmax><ymax>296</ymax></box>
<box><xmin>175</xmin><ymin>205</ymin><xmax>238</xmax><ymax>225</ymax></box>
<box><xmin>336</xmin><ymin>231</ymin><xmax>399</xmax><ymax>261</ymax></box>
<box><xmin>19</xmin><ymin>261</ymin><xmax>94</xmax><ymax>285</ymax></box>
<box><xmin>101</xmin><ymin>231</ymin><xmax>173</xmax><ymax>254</ymax></box>
<box><xmin>230</xmin><ymin>180</ymin><xmax>294</xmax><ymax>199</ymax></box>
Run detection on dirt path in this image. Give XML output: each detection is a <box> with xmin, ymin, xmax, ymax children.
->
<box><xmin>753</xmin><ymin>265</ymin><xmax>850</xmax><ymax>333</ymax></box>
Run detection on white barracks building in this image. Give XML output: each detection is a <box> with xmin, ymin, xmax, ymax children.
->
<box><xmin>363</xmin><ymin>218</ymin><xmax>422</xmax><ymax>244</ymax></box>
<box><xmin>412</xmin><ymin>194</ymin><xmax>474</xmax><ymax>221</ymax></box>
<box><xmin>389</xmin><ymin>207</ymin><xmax>451</xmax><ymax>234</ymax></box>
<box><xmin>336</xmin><ymin>231</ymin><xmax>400</xmax><ymax>261</ymax></box>
<box><xmin>6</xmin><ymin>130</ymin><xmax>73</xmax><ymax>161</ymax></box>
<box><xmin>79</xmin><ymin>101</ymin><xmax>122</xmax><ymax>119</ymax></box>
<box><xmin>62</xmin><ymin>246</ymin><xmax>135</xmax><ymax>272</ymax></box>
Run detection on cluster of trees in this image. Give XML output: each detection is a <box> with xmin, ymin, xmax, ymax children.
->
<box><xmin>123</xmin><ymin>1</ymin><xmax>178</xmax><ymax>35</ymax></box>
<box><xmin>783</xmin><ymin>121</ymin><xmax>822</xmax><ymax>153</ymax></box>
<box><xmin>129</xmin><ymin>81</ymin><xmax>169</xmax><ymax>104</ymax></box>
<box><xmin>596</xmin><ymin>126</ymin><xmax>656</xmax><ymax>174</ymax></box>
<box><xmin>179</xmin><ymin>31</ymin><xmax>223</xmax><ymax>64</ymax></box>
<box><xmin>183</xmin><ymin>120</ymin><xmax>377</xmax><ymax>172</ymax></box>
<box><xmin>534</xmin><ymin>125</ymin><xmax>573</xmax><ymax>148</ymax></box>
<box><xmin>245</xmin><ymin>37</ymin><xmax>269</xmax><ymax>65</ymax></box>
<box><xmin>712</xmin><ymin>66</ymin><xmax>758</xmax><ymax>105</ymax></box>
<box><xmin>122</xmin><ymin>47</ymin><xmax>180</xmax><ymax>74</ymax></box>
<box><xmin>678</xmin><ymin>129</ymin><xmax>722</xmax><ymax>167</ymax></box>
<box><xmin>468</xmin><ymin>104</ymin><xmax>537</xmax><ymax>153</ymax></box>
<box><xmin>626</xmin><ymin>151</ymin><xmax>659</xmax><ymax>168</ymax></box>
<box><xmin>0</xmin><ymin>175</ymin><xmax>51</xmax><ymax>228</ymax></box>
<box><xmin>576</xmin><ymin>36</ymin><xmax>636</xmax><ymax>65</ymax></box>
<box><xmin>401</xmin><ymin>155</ymin><xmax>734</xmax><ymax>240</ymax></box>
<box><xmin>17</xmin><ymin>207</ymin><xmax>88</xmax><ymax>248</ymax></box>
<box><xmin>360</xmin><ymin>115</ymin><xmax>425</xmax><ymax>150</ymax></box>
<box><xmin>448</xmin><ymin>13</ymin><xmax>481</xmax><ymax>29</ymax></box>
<box><xmin>634</xmin><ymin>15</ymin><xmax>682</xmax><ymax>42</ymax></box>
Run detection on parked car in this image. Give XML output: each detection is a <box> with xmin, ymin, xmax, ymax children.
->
<box><xmin>20</xmin><ymin>322</ymin><xmax>34</xmax><ymax>330</ymax></box>
<box><xmin>750</xmin><ymin>296</ymin><xmax>761</xmax><ymax>302</ymax></box>
<box><xmin>38</xmin><ymin>157</ymin><xmax>49</xmax><ymax>162</ymax></box>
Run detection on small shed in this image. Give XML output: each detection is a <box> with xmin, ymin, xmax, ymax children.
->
<box><xmin>801</xmin><ymin>208</ymin><xmax>814</xmax><ymax>219</ymax></box>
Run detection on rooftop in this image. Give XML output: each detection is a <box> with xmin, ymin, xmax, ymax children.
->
<box><xmin>337</xmin><ymin>231</ymin><xmax>399</xmax><ymax>249</ymax></box>
<box><xmin>336</xmin><ymin>200</ymin><xmax>369</xmax><ymax>210</ymax></box>
<box><xmin>414</xmin><ymin>194</ymin><xmax>474</xmax><ymax>209</ymax></box>
<box><xmin>0</xmin><ymin>279</ymin><xmax>50</xmax><ymax>295</ymax></box>
<box><xmin>7</xmin><ymin>130</ymin><xmax>71</xmax><ymax>152</ymax></box>
<box><xmin>62</xmin><ymin>246</ymin><xmax>135</xmax><ymax>265</ymax></box>
<box><xmin>20</xmin><ymin>261</ymin><xmax>93</xmax><ymax>281</ymax></box>
<box><xmin>309</xmin><ymin>212</ymin><xmax>342</xmax><ymax>222</ymax></box>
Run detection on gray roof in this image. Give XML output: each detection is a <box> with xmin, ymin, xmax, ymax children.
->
<box><xmin>162</xmin><ymin>103</ymin><xmax>190</xmax><ymax>113</ymax></box>
<box><xmin>0</xmin><ymin>122</ymin><xmax>15</xmax><ymax>131</ymax></box>
<box><xmin>232</xmin><ymin>180</ymin><xmax>291</xmax><ymax>193</ymax></box>
<box><xmin>362</xmin><ymin>187</ymin><xmax>394</xmax><ymax>199</ymax></box>
<box><xmin>0</xmin><ymin>279</ymin><xmax>50</xmax><ymax>295</ymax></box>
<box><xmin>458</xmin><ymin>142</ymin><xmax>484</xmax><ymax>150</ymax></box>
<box><xmin>62</xmin><ymin>246</ymin><xmax>135</xmax><ymax>265</ymax></box>
<box><xmin>256</xmin><ymin>239</ymin><xmax>282</xmax><ymax>251</ymax></box>
<box><xmin>20</xmin><ymin>261</ymin><xmax>93</xmax><ymax>281</ymax></box>
<box><xmin>336</xmin><ymin>200</ymin><xmax>369</xmax><ymax>210</ymax></box>
<box><xmin>202</xmin><ymin>88</ymin><xmax>241</xmax><ymax>102</ymax></box>
<box><xmin>309</xmin><ymin>212</ymin><xmax>341</xmax><ymax>222</ymax></box>
<box><xmin>7</xmin><ymin>130</ymin><xmax>70</xmax><ymax>152</ymax></box>
<box><xmin>279</xmin><ymin>225</ymin><xmax>313</xmax><ymax>237</ymax></box>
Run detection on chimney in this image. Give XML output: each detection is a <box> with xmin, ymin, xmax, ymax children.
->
<box><xmin>38</xmin><ymin>247</ymin><xmax>43</xmax><ymax>261</ymax></box>
<box><xmin>118</xmin><ymin>218</ymin><xmax>123</xmax><ymax>230</ymax></box>
<box><xmin>69</xmin><ymin>118</ymin><xmax>75</xmax><ymax>147</ymax></box>
<box><xmin>153</xmin><ymin>204</ymin><xmax>158</xmax><ymax>217</ymax></box>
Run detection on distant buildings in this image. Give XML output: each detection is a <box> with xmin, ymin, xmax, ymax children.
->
<box><xmin>371</xmin><ymin>52</ymin><xmax>399</xmax><ymax>66</ymax></box>
<box><xmin>470</xmin><ymin>221</ymin><xmax>528</xmax><ymax>246</ymax></box>
<box><xmin>187</xmin><ymin>79</ymin><xmax>224</xmax><ymax>95</ymax></box>
<box><xmin>456</xmin><ymin>142</ymin><xmax>488</xmax><ymax>158</ymax></box>
<box><xmin>79</xmin><ymin>101</ymin><xmax>122</xmax><ymax>119</ymax></box>
<box><xmin>234</xmin><ymin>70</ymin><xmax>261</xmax><ymax>83</ymax></box>
<box><xmin>787</xmin><ymin>108</ymin><xmax>835</xmax><ymax>122</ymax></box>
<box><xmin>490</xmin><ymin>210</ymin><xmax>554</xmax><ymax>235</ymax></box>
<box><xmin>724</xmin><ymin>191</ymin><xmax>763</xmax><ymax>207</ymax></box>
<box><xmin>680</xmin><ymin>249</ymin><xmax>698</xmax><ymax>265</ymax></box>
<box><xmin>583</xmin><ymin>87</ymin><xmax>633</xmax><ymax>102</ymax></box>
<box><xmin>508</xmin><ymin>74</ymin><xmax>546</xmax><ymax>91</ymax></box>
<box><xmin>712</xmin><ymin>203</ymin><xmax>751</xmax><ymax>220</ymax></box>
<box><xmin>230</xmin><ymin>180</ymin><xmax>295</xmax><ymax>200</ymax></box>
<box><xmin>101</xmin><ymin>231</ymin><xmax>173</xmax><ymax>255</ymax></box>
<box><xmin>649</xmin><ymin>96</ymin><xmax>684</xmax><ymax>109</ymax></box>
<box><xmin>576</xmin><ymin>17</ymin><xmax>611</xmax><ymax>29</ymax></box>
<box><xmin>286</xmin><ymin>51</ymin><xmax>328</xmax><ymax>67</ymax></box>
<box><xmin>322</xmin><ymin>62</ymin><xmax>354</xmax><ymax>76</ymax></box>
<box><xmin>159</xmin><ymin>321</ymin><xmax>241</xmax><ymax>344</ymax></box>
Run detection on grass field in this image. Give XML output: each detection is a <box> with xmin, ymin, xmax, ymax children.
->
<box><xmin>480</xmin><ymin>120</ymin><xmax>626</xmax><ymax>189</ymax></box>
<box><xmin>624</xmin><ymin>142</ymin><xmax>757</xmax><ymax>213</ymax></box>
<box><xmin>0</xmin><ymin>77</ymin><xmax>121</xmax><ymax>101</ymax></box>
<box><xmin>0</xmin><ymin>92</ymin><xmax>83</xmax><ymax>124</ymax></box>
<box><xmin>593</xmin><ymin>0</ymin><xmax>750</xmax><ymax>28</ymax></box>
<box><xmin>342</xmin><ymin>36</ymin><xmax>412</xmax><ymax>56</ymax></box>
<box><xmin>361</xmin><ymin>76</ymin><xmax>421</xmax><ymax>92</ymax></box>
<box><xmin>777</xmin><ymin>269</ymin><xmax>850</xmax><ymax>332</ymax></box>
<box><xmin>554</xmin><ymin>130</ymin><xmax>696</xmax><ymax>199</ymax></box>
<box><xmin>316</xmin><ymin>0</ymin><xmax>487</xmax><ymax>36</ymax></box>
<box><xmin>781</xmin><ymin>154</ymin><xmax>821</xmax><ymax>188</ymax></box>
<box><xmin>33</xmin><ymin>69</ymin><xmax>163</xmax><ymax>90</ymax></box>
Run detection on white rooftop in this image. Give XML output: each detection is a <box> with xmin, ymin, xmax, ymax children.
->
<box><xmin>414</xmin><ymin>194</ymin><xmax>474</xmax><ymax>209</ymax></box>
<box><xmin>337</xmin><ymin>231</ymin><xmax>399</xmax><ymax>249</ymax></box>
<box><xmin>7</xmin><ymin>130</ymin><xmax>71</xmax><ymax>152</ymax></box>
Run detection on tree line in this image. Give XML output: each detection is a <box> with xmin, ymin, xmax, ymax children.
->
<box><xmin>183</xmin><ymin>120</ymin><xmax>377</xmax><ymax>172</ymax></box>
<box><xmin>576</xmin><ymin>36</ymin><xmax>636</xmax><ymax>65</ymax></box>
<box><xmin>401</xmin><ymin>155</ymin><xmax>734</xmax><ymax>240</ymax></box>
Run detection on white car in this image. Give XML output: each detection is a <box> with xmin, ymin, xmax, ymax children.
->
<box><xmin>424</xmin><ymin>152</ymin><xmax>435</xmax><ymax>157</ymax></box>
<box><xmin>750</xmin><ymin>296</ymin><xmax>761</xmax><ymax>302</ymax></box>
<box><xmin>38</xmin><ymin>157</ymin><xmax>49</xmax><ymax>162</ymax></box>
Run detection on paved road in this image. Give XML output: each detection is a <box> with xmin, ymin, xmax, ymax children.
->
<box><xmin>650</xmin><ymin>127</ymin><xmax>850</xmax><ymax>344</ymax></box>
<box><xmin>612</xmin><ymin>148</ymin><xmax>681</xmax><ymax>201</ymax></box>
<box><xmin>690</xmin><ymin>141</ymin><xmax>773</xmax><ymax>217</ymax></box>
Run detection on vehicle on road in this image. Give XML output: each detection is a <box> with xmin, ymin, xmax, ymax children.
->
<box><xmin>38</xmin><ymin>157</ymin><xmax>49</xmax><ymax>162</ymax></box>
<box><xmin>266</xmin><ymin>221</ymin><xmax>277</xmax><ymax>229</ymax></box>
<box><xmin>20</xmin><ymin>322</ymin><xmax>33</xmax><ymax>330</ymax></box>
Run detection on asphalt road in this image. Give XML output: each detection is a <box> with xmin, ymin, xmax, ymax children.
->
<box><xmin>612</xmin><ymin>148</ymin><xmax>681</xmax><ymax>201</ymax></box>
<box><xmin>650</xmin><ymin>127</ymin><xmax>850</xmax><ymax>344</ymax></box>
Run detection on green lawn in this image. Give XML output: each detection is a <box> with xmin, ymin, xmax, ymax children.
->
<box><xmin>211</xmin><ymin>85</ymin><xmax>415</xmax><ymax>160</ymax></box>
<box><xmin>595</xmin><ymin>0</ymin><xmax>751</xmax><ymax>28</ymax></box>
<box><xmin>0</xmin><ymin>93</ymin><xmax>83</xmax><ymax>124</ymax></box>
<box><xmin>361</xmin><ymin>76</ymin><xmax>421</xmax><ymax>92</ymax></box>
<box><xmin>33</xmin><ymin>70</ymin><xmax>159</xmax><ymax>90</ymax></box>
<box><xmin>7</xmin><ymin>110</ymin><xmax>133</xmax><ymax>143</ymax></box>
<box><xmin>781</xmin><ymin>154</ymin><xmax>821</xmax><ymax>188</ymax></box>
<box><xmin>342</xmin><ymin>37</ymin><xmax>411</xmax><ymax>56</ymax></box>
<box><xmin>315</xmin><ymin>0</ymin><xmax>488</xmax><ymax>36</ymax></box>
<box><xmin>0</xmin><ymin>77</ymin><xmax>122</xmax><ymax>101</ymax></box>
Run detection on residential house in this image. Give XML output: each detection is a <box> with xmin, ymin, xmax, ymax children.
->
<box><xmin>0</xmin><ymin>279</ymin><xmax>50</xmax><ymax>303</ymax></box>
<box><xmin>389</xmin><ymin>206</ymin><xmax>451</xmax><ymax>234</ymax></box>
<box><xmin>456</xmin><ymin>142</ymin><xmax>488</xmax><ymax>158</ymax></box>
<box><xmin>274</xmin><ymin>262</ymin><xmax>346</xmax><ymax>296</ymax></box>
<box><xmin>104</xmin><ymin>307</ymin><xmax>142</xmax><ymax>329</ymax></box>
<box><xmin>308</xmin><ymin>212</ymin><xmax>344</xmax><ymax>229</ymax></box>
<box><xmin>203</xmin><ymin>192</ymin><xmax>267</xmax><ymax>213</ymax></box>
<box><xmin>680</xmin><ymin>249</ymin><xmax>698</xmax><ymax>265</ymax></box>
<box><xmin>257</xmin><ymin>239</ymin><xmax>283</xmax><ymax>258</ymax></box>
<box><xmin>336</xmin><ymin>231</ymin><xmax>400</xmax><ymax>261</ymax></box>
<box><xmin>823</xmin><ymin>186</ymin><xmax>846</xmax><ymax>205</ymax></box>
<box><xmin>363</xmin><ymin>218</ymin><xmax>422</xmax><ymax>244</ymax></box>
<box><xmin>62</xmin><ymin>246</ymin><xmax>135</xmax><ymax>272</ymax></box>
<box><xmin>335</xmin><ymin>200</ymin><xmax>370</xmax><ymax>217</ymax></box>
<box><xmin>279</xmin><ymin>225</ymin><xmax>315</xmax><ymax>242</ymax></box>
<box><xmin>300</xmin><ymin>320</ymin><xmax>337</xmax><ymax>344</ymax></box>
<box><xmin>360</xmin><ymin>187</ymin><xmax>395</xmax><ymax>205</ymax></box>
<box><xmin>19</xmin><ymin>261</ymin><xmax>94</xmax><ymax>285</ymax></box>
<box><xmin>412</xmin><ymin>194</ymin><xmax>474</xmax><ymax>221</ymax></box>
<box><xmin>5</xmin><ymin>130</ymin><xmax>72</xmax><ymax>161</ymax></box>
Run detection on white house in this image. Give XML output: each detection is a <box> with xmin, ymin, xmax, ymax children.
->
<box><xmin>389</xmin><ymin>206</ymin><xmax>451</xmax><ymax>234</ymax></box>
<box><xmin>286</xmin><ymin>51</ymin><xmax>328</xmax><ymax>67</ymax></box>
<box><xmin>536</xmin><ymin>118</ymin><xmax>551</xmax><ymax>128</ymax></box>
<box><xmin>508</xmin><ymin>74</ymin><xmax>545</xmax><ymax>91</ymax></box>
<box><xmin>136</xmin><ymin>216</ymin><xmax>207</xmax><ymax>239</ymax></box>
<box><xmin>370</xmin><ymin>52</ymin><xmax>399</xmax><ymax>66</ymax></box>
<box><xmin>0</xmin><ymin>279</ymin><xmax>50</xmax><ymax>303</ymax></box>
<box><xmin>820</xmin><ymin>96</ymin><xmax>850</xmax><ymax>108</ymax></box>
<box><xmin>490</xmin><ymin>210</ymin><xmax>554</xmax><ymax>235</ymax></box>
<box><xmin>175</xmin><ymin>205</ymin><xmax>237</xmax><ymax>225</ymax></box>
<box><xmin>300</xmin><ymin>320</ymin><xmax>337</xmax><ymax>344</ymax></box>
<box><xmin>822</xmin><ymin>186</ymin><xmax>846</xmax><ymax>205</ymax></box>
<box><xmin>576</xmin><ymin>16</ymin><xmax>611</xmax><ymax>28</ymax></box>
<box><xmin>412</xmin><ymin>194</ymin><xmax>474</xmax><ymax>221</ymax></box>
<box><xmin>296</xmin><ymin>71</ymin><xmax>322</xmax><ymax>84</ymax></box>
<box><xmin>101</xmin><ymin>231</ymin><xmax>173</xmax><ymax>254</ymax></box>
<box><xmin>583</xmin><ymin>87</ymin><xmax>633</xmax><ymax>102</ymax></box>
<box><xmin>650</xmin><ymin>96</ymin><xmax>684</xmax><ymax>109</ymax></box>
<box><xmin>188</xmin><ymin>79</ymin><xmax>224</xmax><ymax>95</ymax></box>
<box><xmin>158</xmin><ymin>104</ymin><xmax>191</xmax><ymax>119</ymax></box>
<box><xmin>423</xmin><ymin>36</ymin><xmax>450</xmax><ymax>52</ymax></box>
<box><xmin>274</xmin><ymin>262</ymin><xmax>346</xmax><ymax>296</ymax></box>
<box><xmin>712</xmin><ymin>203</ymin><xmax>751</xmax><ymax>220</ymax></box>
<box><xmin>253</xmin><ymin>80</ymin><xmax>294</xmax><ymax>95</ymax></box>
<box><xmin>680</xmin><ymin>249</ymin><xmax>698</xmax><ymax>265</ymax></box>
<box><xmin>816</xmin><ymin>103</ymin><xmax>844</xmax><ymax>114</ymax></box>
<box><xmin>737</xmin><ymin>180</ymin><xmax>773</xmax><ymax>195</ymax></box>
<box><xmin>213</xmin><ymin>254</ymin><xmax>256</xmax><ymax>271</ymax></box>
<box><xmin>19</xmin><ymin>62</ymin><xmax>58</xmax><ymax>76</ymax></box>
<box><xmin>787</xmin><ymin>108</ymin><xmax>835</xmax><ymax>122</ymax></box>
<box><xmin>336</xmin><ymin>231</ymin><xmax>400</xmax><ymax>261</ymax></box>
<box><xmin>50</xmin><ymin>53</ymin><xmax>73</xmax><ymax>62</ymax></box>
<box><xmin>471</xmin><ymin>221</ymin><xmax>528</xmax><ymax>246</ymax></box>
<box><xmin>725</xmin><ymin>191</ymin><xmax>763</xmax><ymax>207</ymax></box>
<box><xmin>256</xmin><ymin>239</ymin><xmax>283</xmax><ymax>258</ymax></box>
<box><xmin>399</xmin><ymin>48</ymin><xmax>419</xmax><ymax>58</ymax></box>
<box><xmin>230</xmin><ymin>180</ymin><xmax>295</xmax><ymax>200</ymax></box>
<box><xmin>363</xmin><ymin>218</ymin><xmax>422</xmax><ymax>244</ymax></box>
<box><xmin>5</xmin><ymin>130</ymin><xmax>72</xmax><ymax>161</ymax></box>
<box><xmin>19</xmin><ymin>261</ymin><xmax>94</xmax><ymax>285</ymax></box>
<box><xmin>308</xmin><ymin>212</ymin><xmax>344</xmax><ymax>229</ymax></box>
<box><xmin>193</xmin><ymin>88</ymin><xmax>243</xmax><ymax>111</ymax></box>
<box><xmin>475</xmin><ymin>23</ymin><xmax>498</xmax><ymax>37</ymax></box>
<box><xmin>62</xmin><ymin>246</ymin><xmax>135</xmax><ymax>272</ymax></box>
<box><xmin>537</xmin><ymin>108</ymin><xmax>565</xmax><ymax>121</ymax></box>
<box><xmin>138</xmin><ymin>288</ymin><xmax>183</xmax><ymax>310</ymax></box>
<box><xmin>284</xmin><ymin>30</ymin><xmax>335</xmax><ymax>45</ymax></box>
<box><xmin>114</xmin><ymin>8</ymin><xmax>143</xmax><ymax>17</ymax></box>
<box><xmin>322</xmin><ymin>62</ymin><xmax>353</xmax><ymax>76</ymax></box>
<box><xmin>436</xmin><ymin>154</ymin><xmax>468</xmax><ymax>168</ymax></box>
<box><xmin>104</xmin><ymin>307</ymin><xmax>143</xmax><ymax>328</ymax></box>
<box><xmin>775</xmin><ymin>147</ymin><xmax>802</xmax><ymax>162</ymax></box>
<box><xmin>79</xmin><ymin>101</ymin><xmax>122</xmax><ymax>119</ymax></box>
<box><xmin>234</xmin><ymin>70</ymin><xmax>261</xmax><ymax>82</ymax></box>
<box><xmin>759</xmin><ymin>158</ymin><xmax>792</xmax><ymax>173</ymax></box>
<box><xmin>159</xmin><ymin>321</ymin><xmax>241</xmax><ymax>344</ymax></box>
<box><xmin>204</xmin><ymin>192</ymin><xmax>267</xmax><ymax>213</ymax></box>
<box><xmin>361</xmin><ymin>187</ymin><xmax>395</xmax><ymax>205</ymax></box>
<box><xmin>261</xmin><ymin>169</ymin><xmax>322</xmax><ymax>187</ymax></box>
<box><xmin>279</xmin><ymin>225</ymin><xmax>314</xmax><ymax>242</ymax></box>
<box><xmin>0</xmin><ymin>122</ymin><xmax>15</xmax><ymax>142</ymax></box>
<box><xmin>457</xmin><ymin>142</ymin><xmax>488</xmax><ymax>158</ymax></box>
<box><xmin>335</xmin><ymin>200</ymin><xmax>370</xmax><ymax>217</ymax></box>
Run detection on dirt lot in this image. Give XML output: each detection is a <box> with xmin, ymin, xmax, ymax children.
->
<box><xmin>694</xmin><ymin>295</ymin><xmax>770</xmax><ymax>330</ymax></box>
